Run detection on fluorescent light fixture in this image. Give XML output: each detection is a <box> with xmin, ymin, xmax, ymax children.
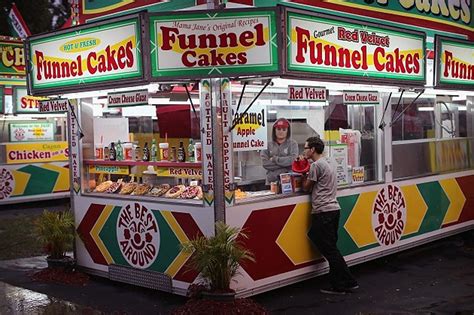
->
<box><xmin>418</xmin><ymin>107</ymin><xmax>434</xmax><ymax>111</ymax></box>
<box><xmin>148</xmin><ymin>97</ymin><xmax>199</xmax><ymax>105</ymax></box>
<box><xmin>268</xmin><ymin>110</ymin><xmax>277</xmax><ymax>114</ymax></box>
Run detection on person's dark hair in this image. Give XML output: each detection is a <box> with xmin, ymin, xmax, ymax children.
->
<box><xmin>272</xmin><ymin>123</ymin><xmax>291</xmax><ymax>141</ymax></box>
<box><xmin>306</xmin><ymin>136</ymin><xmax>324</xmax><ymax>154</ymax></box>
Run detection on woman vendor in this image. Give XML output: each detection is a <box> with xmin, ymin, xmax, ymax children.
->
<box><xmin>261</xmin><ymin>118</ymin><xmax>299</xmax><ymax>185</ymax></box>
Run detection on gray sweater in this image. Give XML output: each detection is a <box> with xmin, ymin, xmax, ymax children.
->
<box><xmin>260</xmin><ymin>139</ymin><xmax>299</xmax><ymax>184</ymax></box>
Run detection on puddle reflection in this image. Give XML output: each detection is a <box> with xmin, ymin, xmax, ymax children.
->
<box><xmin>0</xmin><ymin>282</ymin><xmax>101</xmax><ymax>314</ymax></box>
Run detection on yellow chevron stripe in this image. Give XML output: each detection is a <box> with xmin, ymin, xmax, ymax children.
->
<box><xmin>401</xmin><ymin>185</ymin><xmax>428</xmax><ymax>236</ymax></box>
<box><xmin>440</xmin><ymin>179</ymin><xmax>466</xmax><ymax>225</ymax></box>
<box><xmin>276</xmin><ymin>202</ymin><xmax>321</xmax><ymax>264</ymax></box>
<box><xmin>91</xmin><ymin>205</ymin><xmax>114</xmax><ymax>265</ymax></box>
<box><xmin>11</xmin><ymin>170</ymin><xmax>30</xmax><ymax>196</ymax></box>
<box><xmin>203</xmin><ymin>193</ymin><xmax>214</xmax><ymax>205</ymax></box>
<box><xmin>344</xmin><ymin>191</ymin><xmax>378</xmax><ymax>248</ymax></box>
<box><xmin>40</xmin><ymin>163</ymin><xmax>70</xmax><ymax>192</ymax></box>
<box><xmin>161</xmin><ymin>211</ymin><xmax>192</xmax><ymax>278</ymax></box>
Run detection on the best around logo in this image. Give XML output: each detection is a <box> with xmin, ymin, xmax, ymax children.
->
<box><xmin>117</xmin><ymin>203</ymin><xmax>160</xmax><ymax>269</ymax></box>
<box><xmin>0</xmin><ymin>168</ymin><xmax>14</xmax><ymax>200</ymax></box>
<box><xmin>372</xmin><ymin>184</ymin><xmax>407</xmax><ymax>246</ymax></box>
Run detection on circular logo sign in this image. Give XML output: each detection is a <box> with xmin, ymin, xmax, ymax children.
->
<box><xmin>117</xmin><ymin>203</ymin><xmax>159</xmax><ymax>269</ymax></box>
<box><xmin>372</xmin><ymin>184</ymin><xmax>406</xmax><ymax>246</ymax></box>
<box><xmin>0</xmin><ymin>168</ymin><xmax>14</xmax><ymax>200</ymax></box>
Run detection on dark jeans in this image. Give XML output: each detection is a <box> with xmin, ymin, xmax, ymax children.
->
<box><xmin>308</xmin><ymin>211</ymin><xmax>357</xmax><ymax>289</ymax></box>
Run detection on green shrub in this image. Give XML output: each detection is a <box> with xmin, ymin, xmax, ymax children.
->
<box><xmin>35</xmin><ymin>210</ymin><xmax>74</xmax><ymax>259</ymax></box>
<box><xmin>181</xmin><ymin>221</ymin><xmax>255</xmax><ymax>292</ymax></box>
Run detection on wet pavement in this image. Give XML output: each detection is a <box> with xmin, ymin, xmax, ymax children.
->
<box><xmin>0</xmin><ymin>231</ymin><xmax>472</xmax><ymax>314</ymax></box>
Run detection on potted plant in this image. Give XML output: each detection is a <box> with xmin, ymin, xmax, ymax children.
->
<box><xmin>35</xmin><ymin>209</ymin><xmax>75</xmax><ymax>269</ymax></box>
<box><xmin>181</xmin><ymin>221</ymin><xmax>255</xmax><ymax>300</ymax></box>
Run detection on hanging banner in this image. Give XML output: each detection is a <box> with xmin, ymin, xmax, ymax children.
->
<box><xmin>7</xmin><ymin>4</ymin><xmax>31</xmax><ymax>39</ymax></box>
<box><xmin>221</xmin><ymin>79</ymin><xmax>234</xmax><ymax>206</ymax></box>
<box><xmin>434</xmin><ymin>36</ymin><xmax>474</xmax><ymax>90</ymax></box>
<box><xmin>6</xmin><ymin>142</ymin><xmax>69</xmax><ymax>164</ymax></box>
<box><xmin>25</xmin><ymin>13</ymin><xmax>146</xmax><ymax>95</ymax></box>
<box><xmin>285</xmin><ymin>9</ymin><xmax>426</xmax><ymax>86</ymax></box>
<box><xmin>288</xmin><ymin>85</ymin><xmax>327</xmax><ymax>102</ymax></box>
<box><xmin>13</xmin><ymin>87</ymin><xmax>49</xmax><ymax>114</ymax></box>
<box><xmin>200</xmin><ymin>80</ymin><xmax>214</xmax><ymax>206</ymax></box>
<box><xmin>149</xmin><ymin>8</ymin><xmax>279</xmax><ymax>79</ymax></box>
<box><xmin>343</xmin><ymin>91</ymin><xmax>379</xmax><ymax>105</ymax></box>
<box><xmin>68</xmin><ymin>101</ymin><xmax>81</xmax><ymax>194</ymax></box>
<box><xmin>231</xmin><ymin>102</ymin><xmax>267</xmax><ymax>152</ymax></box>
<box><xmin>107</xmin><ymin>89</ymin><xmax>148</xmax><ymax>107</ymax></box>
<box><xmin>9</xmin><ymin>123</ymin><xmax>55</xmax><ymax>142</ymax></box>
<box><xmin>0</xmin><ymin>37</ymin><xmax>25</xmax><ymax>76</ymax></box>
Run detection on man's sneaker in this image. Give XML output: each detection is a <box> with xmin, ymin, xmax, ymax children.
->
<box><xmin>320</xmin><ymin>287</ymin><xmax>346</xmax><ymax>295</ymax></box>
<box><xmin>345</xmin><ymin>284</ymin><xmax>359</xmax><ymax>292</ymax></box>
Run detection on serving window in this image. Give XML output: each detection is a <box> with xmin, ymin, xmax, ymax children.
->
<box><xmin>79</xmin><ymin>86</ymin><xmax>204</xmax><ymax>203</ymax></box>
<box><xmin>231</xmin><ymin>80</ymin><xmax>383</xmax><ymax>203</ymax></box>
<box><xmin>391</xmin><ymin>93</ymin><xmax>473</xmax><ymax>180</ymax></box>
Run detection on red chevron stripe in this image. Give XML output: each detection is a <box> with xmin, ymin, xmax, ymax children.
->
<box><xmin>238</xmin><ymin>205</ymin><xmax>305</xmax><ymax>280</ymax></box>
<box><xmin>449</xmin><ymin>175</ymin><xmax>474</xmax><ymax>227</ymax></box>
<box><xmin>76</xmin><ymin>203</ymin><xmax>107</xmax><ymax>265</ymax></box>
<box><xmin>171</xmin><ymin>212</ymin><xmax>204</xmax><ymax>282</ymax></box>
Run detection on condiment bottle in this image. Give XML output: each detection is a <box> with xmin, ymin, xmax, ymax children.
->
<box><xmin>170</xmin><ymin>146</ymin><xmax>177</xmax><ymax>162</ymax></box>
<box><xmin>142</xmin><ymin>142</ymin><xmax>150</xmax><ymax>162</ymax></box>
<box><xmin>116</xmin><ymin>140</ymin><xmax>124</xmax><ymax>161</ymax></box>
<box><xmin>187</xmin><ymin>138</ymin><xmax>194</xmax><ymax>162</ymax></box>
<box><xmin>178</xmin><ymin>141</ymin><xmax>186</xmax><ymax>162</ymax></box>
<box><xmin>109</xmin><ymin>142</ymin><xmax>116</xmax><ymax>161</ymax></box>
<box><xmin>151</xmin><ymin>139</ymin><xmax>158</xmax><ymax>162</ymax></box>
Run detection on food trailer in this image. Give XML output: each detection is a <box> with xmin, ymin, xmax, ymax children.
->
<box><xmin>0</xmin><ymin>36</ymin><xmax>69</xmax><ymax>205</ymax></box>
<box><xmin>25</xmin><ymin>4</ymin><xmax>473</xmax><ymax>297</ymax></box>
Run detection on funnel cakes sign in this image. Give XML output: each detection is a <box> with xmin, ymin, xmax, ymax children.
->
<box><xmin>434</xmin><ymin>36</ymin><xmax>474</xmax><ymax>89</ymax></box>
<box><xmin>286</xmin><ymin>10</ymin><xmax>426</xmax><ymax>85</ymax></box>
<box><xmin>25</xmin><ymin>14</ymin><xmax>145</xmax><ymax>95</ymax></box>
<box><xmin>149</xmin><ymin>9</ymin><xmax>279</xmax><ymax>79</ymax></box>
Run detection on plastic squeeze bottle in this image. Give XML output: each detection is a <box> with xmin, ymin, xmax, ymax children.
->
<box><xmin>116</xmin><ymin>140</ymin><xmax>124</xmax><ymax>161</ymax></box>
<box><xmin>151</xmin><ymin>139</ymin><xmax>158</xmax><ymax>162</ymax></box>
<box><xmin>187</xmin><ymin>139</ymin><xmax>194</xmax><ymax>162</ymax></box>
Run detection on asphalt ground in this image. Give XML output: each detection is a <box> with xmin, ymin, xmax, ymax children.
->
<box><xmin>0</xmin><ymin>200</ymin><xmax>473</xmax><ymax>314</ymax></box>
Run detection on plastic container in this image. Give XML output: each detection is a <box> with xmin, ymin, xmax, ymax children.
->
<box><xmin>159</xmin><ymin>143</ymin><xmax>169</xmax><ymax>161</ymax></box>
<box><xmin>142</xmin><ymin>166</ymin><xmax>158</xmax><ymax>186</ymax></box>
<box><xmin>194</xmin><ymin>142</ymin><xmax>202</xmax><ymax>162</ymax></box>
<box><xmin>95</xmin><ymin>143</ymin><xmax>104</xmax><ymax>160</ymax></box>
<box><xmin>123</xmin><ymin>143</ymin><xmax>133</xmax><ymax>160</ymax></box>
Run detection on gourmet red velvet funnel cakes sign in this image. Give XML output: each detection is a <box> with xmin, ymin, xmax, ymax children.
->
<box><xmin>286</xmin><ymin>10</ymin><xmax>426</xmax><ymax>85</ymax></box>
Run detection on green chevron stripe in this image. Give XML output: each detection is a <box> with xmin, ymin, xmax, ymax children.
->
<box><xmin>100</xmin><ymin>206</ymin><xmax>128</xmax><ymax>266</ymax></box>
<box><xmin>403</xmin><ymin>182</ymin><xmax>450</xmax><ymax>238</ymax></box>
<box><xmin>337</xmin><ymin>194</ymin><xmax>378</xmax><ymax>255</ymax></box>
<box><xmin>148</xmin><ymin>211</ymin><xmax>181</xmax><ymax>272</ymax></box>
<box><xmin>17</xmin><ymin>165</ymin><xmax>58</xmax><ymax>195</ymax></box>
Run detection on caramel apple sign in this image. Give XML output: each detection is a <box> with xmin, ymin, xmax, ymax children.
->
<box><xmin>39</xmin><ymin>99</ymin><xmax>68</xmax><ymax>113</ymax></box>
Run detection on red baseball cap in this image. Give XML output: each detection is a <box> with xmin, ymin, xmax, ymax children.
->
<box><xmin>273</xmin><ymin>118</ymin><xmax>290</xmax><ymax>129</ymax></box>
